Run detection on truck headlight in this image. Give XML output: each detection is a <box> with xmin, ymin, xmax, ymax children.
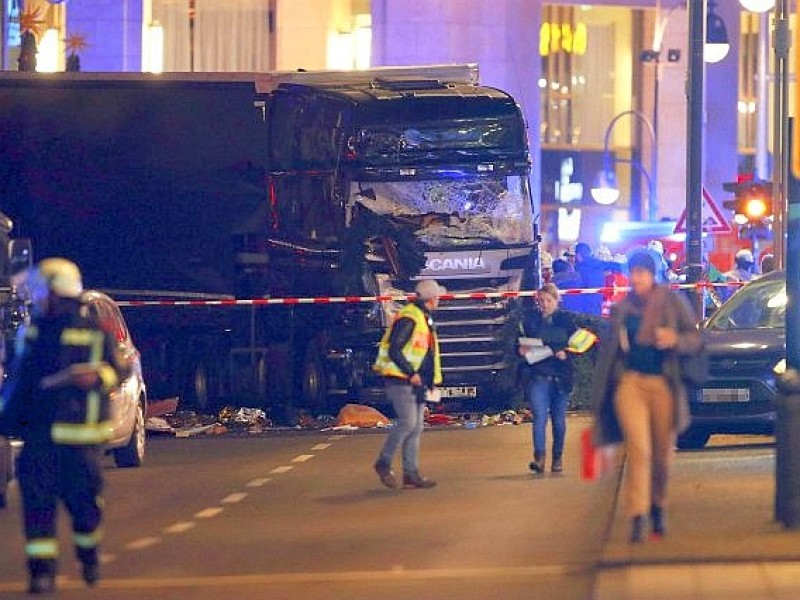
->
<box><xmin>774</xmin><ymin>358</ymin><xmax>787</xmax><ymax>375</ymax></box>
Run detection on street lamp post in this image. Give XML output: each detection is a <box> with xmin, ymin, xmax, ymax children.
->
<box><xmin>590</xmin><ymin>110</ymin><xmax>658</xmax><ymax>221</ymax></box>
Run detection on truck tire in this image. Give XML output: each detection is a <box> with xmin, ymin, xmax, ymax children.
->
<box><xmin>676</xmin><ymin>427</ymin><xmax>711</xmax><ymax>450</ymax></box>
<box><xmin>301</xmin><ymin>343</ymin><xmax>328</xmax><ymax>412</ymax></box>
<box><xmin>113</xmin><ymin>400</ymin><xmax>146</xmax><ymax>468</ymax></box>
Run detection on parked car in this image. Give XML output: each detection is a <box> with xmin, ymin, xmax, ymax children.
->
<box><xmin>81</xmin><ymin>291</ymin><xmax>148</xmax><ymax>467</ymax></box>
<box><xmin>678</xmin><ymin>270</ymin><xmax>785</xmax><ymax>449</ymax></box>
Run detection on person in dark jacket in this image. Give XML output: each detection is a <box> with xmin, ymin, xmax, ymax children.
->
<box><xmin>0</xmin><ymin>259</ymin><xmax>131</xmax><ymax>594</ymax></box>
<box><xmin>590</xmin><ymin>251</ymin><xmax>702</xmax><ymax>543</ymax></box>
<box><xmin>372</xmin><ymin>279</ymin><xmax>444</xmax><ymax>490</ymax></box>
<box><xmin>574</xmin><ymin>242</ymin><xmax>613</xmax><ymax>315</ymax></box>
<box><xmin>518</xmin><ymin>284</ymin><xmax>579</xmax><ymax>474</ymax></box>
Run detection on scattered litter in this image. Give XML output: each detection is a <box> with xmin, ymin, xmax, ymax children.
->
<box><xmin>175</xmin><ymin>424</ymin><xmax>215</xmax><ymax>438</ymax></box>
<box><xmin>145</xmin><ymin>417</ymin><xmax>175</xmax><ymax>434</ymax></box>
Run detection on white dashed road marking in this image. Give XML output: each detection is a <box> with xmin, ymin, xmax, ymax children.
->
<box><xmin>125</xmin><ymin>537</ymin><xmax>161</xmax><ymax>551</ymax></box>
<box><xmin>163</xmin><ymin>522</ymin><xmax>197</xmax><ymax>534</ymax></box>
<box><xmin>292</xmin><ymin>454</ymin><xmax>314</xmax><ymax>463</ymax></box>
<box><xmin>194</xmin><ymin>507</ymin><xmax>224</xmax><ymax>519</ymax></box>
<box><xmin>221</xmin><ymin>493</ymin><xmax>248</xmax><ymax>504</ymax></box>
<box><xmin>311</xmin><ymin>443</ymin><xmax>331</xmax><ymax>450</ymax></box>
<box><xmin>270</xmin><ymin>465</ymin><xmax>294</xmax><ymax>474</ymax></box>
<box><xmin>246</xmin><ymin>477</ymin><xmax>273</xmax><ymax>487</ymax></box>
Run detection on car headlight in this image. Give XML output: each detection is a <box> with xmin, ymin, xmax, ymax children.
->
<box><xmin>774</xmin><ymin>358</ymin><xmax>787</xmax><ymax>375</ymax></box>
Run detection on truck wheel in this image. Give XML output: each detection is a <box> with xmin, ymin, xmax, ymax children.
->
<box><xmin>113</xmin><ymin>400</ymin><xmax>146</xmax><ymax>468</ymax></box>
<box><xmin>301</xmin><ymin>343</ymin><xmax>328</xmax><ymax>412</ymax></box>
<box><xmin>676</xmin><ymin>427</ymin><xmax>711</xmax><ymax>450</ymax></box>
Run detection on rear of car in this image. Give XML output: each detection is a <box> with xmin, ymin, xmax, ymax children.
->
<box><xmin>81</xmin><ymin>291</ymin><xmax>148</xmax><ymax>467</ymax></box>
<box><xmin>678</xmin><ymin>271</ymin><xmax>785</xmax><ymax>449</ymax></box>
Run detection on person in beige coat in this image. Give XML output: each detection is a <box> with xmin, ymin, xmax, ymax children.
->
<box><xmin>591</xmin><ymin>251</ymin><xmax>702</xmax><ymax>543</ymax></box>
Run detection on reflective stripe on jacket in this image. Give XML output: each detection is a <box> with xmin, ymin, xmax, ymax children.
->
<box><xmin>372</xmin><ymin>303</ymin><xmax>442</xmax><ymax>385</ymax></box>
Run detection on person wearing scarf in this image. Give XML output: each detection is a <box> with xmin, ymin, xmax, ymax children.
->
<box><xmin>591</xmin><ymin>251</ymin><xmax>702</xmax><ymax>543</ymax></box>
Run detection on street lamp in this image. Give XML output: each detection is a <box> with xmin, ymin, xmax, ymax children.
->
<box><xmin>590</xmin><ymin>110</ymin><xmax>658</xmax><ymax>221</ymax></box>
<box><xmin>739</xmin><ymin>0</ymin><xmax>775</xmax><ymax>12</ymax></box>
<box><xmin>704</xmin><ymin>0</ymin><xmax>730</xmax><ymax>63</ymax></box>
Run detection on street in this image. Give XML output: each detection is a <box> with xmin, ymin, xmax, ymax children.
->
<box><xmin>0</xmin><ymin>418</ymin><xmax>778</xmax><ymax>600</ymax></box>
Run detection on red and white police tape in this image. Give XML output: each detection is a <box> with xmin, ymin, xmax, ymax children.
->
<box><xmin>113</xmin><ymin>281</ymin><xmax>746</xmax><ymax>308</ymax></box>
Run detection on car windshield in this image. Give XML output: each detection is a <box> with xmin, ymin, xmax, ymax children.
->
<box><xmin>348</xmin><ymin>175</ymin><xmax>534</xmax><ymax>247</ymax></box>
<box><xmin>706</xmin><ymin>276</ymin><xmax>786</xmax><ymax>331</ymax></box>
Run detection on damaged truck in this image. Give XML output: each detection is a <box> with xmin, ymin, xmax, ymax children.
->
<box><xmin>0</xmin><ymin>65</ymin><xmax>537</xmax><ymax>413</ymax></box>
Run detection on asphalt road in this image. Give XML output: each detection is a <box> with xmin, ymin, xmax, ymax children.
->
<box><xmin>0</xmin><ymin>415</ymin><xmax>618</xmax><ymax>600</ymax></box>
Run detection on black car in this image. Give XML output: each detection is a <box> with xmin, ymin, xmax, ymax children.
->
<box><xmin>678</xmin><ymin>270</ymin><xmax>786</xmax><ymax>449</ymax></box>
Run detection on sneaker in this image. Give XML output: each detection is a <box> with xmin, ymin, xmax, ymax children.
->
<box><xmin>28</xmin><ymin>574</ymin><xmax>56</xmax><ymax>595</ymax></box>
<box><xmin>81</xmin><ymin>562</ymin><xmax>99</xmax><ymax>587</ymax></box>
<box><xmin>402</xmin><ymin>473</ymin><xmax>437</xmax><ymax>489</ymax></box>
<box><xmin>374</xmin><ymin>461</ymin><xmax>398</xmax><ymax>489</ymax></box>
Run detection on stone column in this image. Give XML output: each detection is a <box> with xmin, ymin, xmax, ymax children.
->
<box><xmin>704</xmin><ymin>1</ymin><xmax>740</xmax><ymax>228</ymax></box>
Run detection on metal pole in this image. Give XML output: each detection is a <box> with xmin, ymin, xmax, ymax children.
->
<box><xmin>773</xmin><ymin>0</ymin><xmax>791</xmax><ymax>269</ymax></box>
<box><xmin>602</xmin><ymin>110</ymin><xmax>658</xmax><ymax>221</ymax></box>
<box><xmin>755</xmin><ymin>12</ymin><xmax>770</xmax><ymax>180</ymax></box>
<box><xmin>685</xmin><ymin>0</ymin><xmax>705</xmax><ymax>319</ymax></box>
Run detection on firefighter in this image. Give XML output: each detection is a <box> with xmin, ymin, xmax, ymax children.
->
<box><xmin>0</xmin><ymin>258</ymin><xmax>130</xmax><ymax>594</ymax></box>
<box><xmin>372</xmin><ymin>279</ymin><xmax>444</xmax><ymax>490</ymax></box>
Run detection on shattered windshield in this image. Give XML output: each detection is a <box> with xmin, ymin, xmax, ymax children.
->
<box><xmin>348</xmin><ymin>175</ymin><xmax>533</xmax><ymax>247</ymax></box>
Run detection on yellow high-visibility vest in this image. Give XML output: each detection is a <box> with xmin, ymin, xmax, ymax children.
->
<box><xmin>373</xmin><ymin>303</ymin><xmax>442</xmax><ymax>385</ymax></box>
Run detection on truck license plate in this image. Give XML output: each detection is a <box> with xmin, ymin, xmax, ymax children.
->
<box><xmin>701</xmin><ymin>388</ymin><xmax>750</xmax><ymax>403</ymax></box>
<box><xmin>439</xmin><ymin>386</ymin><xmax>478</xmax><ymax>398</ymax></box>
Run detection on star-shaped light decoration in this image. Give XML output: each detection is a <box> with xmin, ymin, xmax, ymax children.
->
<box><xmin>65</xmin><ymin>33</ymin><xmax>88</xmax><ymax>54</ymax></box>
<box><xmin>17</xmin><ymin>5</ymin><xmax>47</xmax><ymax>40</ymax></box>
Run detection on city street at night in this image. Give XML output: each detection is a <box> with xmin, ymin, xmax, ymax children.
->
<box><xmin>0</xmin><ymin>417</ymin><xmax>793</xmax><ymax>600</ymax></box>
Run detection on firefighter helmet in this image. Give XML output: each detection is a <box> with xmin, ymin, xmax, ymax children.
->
<box><xmin>33</xmin><ymin>258</ymin><xmax>84</xmax><ymax>298</ymax></box>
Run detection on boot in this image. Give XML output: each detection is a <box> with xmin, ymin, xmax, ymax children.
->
<box><xmin>374</xmin><ymin>461</ymin><xmax>398</xmax><ymax>489</ymax></box>
<box><xmin>529</xmin><ymin>452</ymin><xmax>545</xmax><ymax>474</ymax></box>
<box><xmin>629</xmin><ymin>515</ymin><xmax>646</xmax><ymax>544</ymax></box>
<box><xmin>27</xmin><ymin>559</ymin><xmax>56</xmax><ymax>595</ymax></box>
<box><xmin>77</xmin><ymin>545</ymin><xmax>100</xmax><ymax>586</ymax></box>
<box><xmin>551</xmin><ymin>456</ymin><xmax>563</xmax><ymax>473</ymax></box>
<box><xmin>403</xmin><ymin>472</ymin><xmax>437</xmax><ymax>489</ymax></box>
<box><xmin>650</xmin><ymin>505</ymin><xmax>665</xmax><ymax>540</ymax></box>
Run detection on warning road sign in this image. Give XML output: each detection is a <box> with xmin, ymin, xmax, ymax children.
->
<box><xmin>674</xmin><ymin>186</ymin><xmax>731</xmax><ymax>234</ymax></box>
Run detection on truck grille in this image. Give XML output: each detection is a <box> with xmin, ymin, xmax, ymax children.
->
<box><xmin>433</xmin><ymin>284</ymin><xmax>517</xmax><ymax>383</ymax></box>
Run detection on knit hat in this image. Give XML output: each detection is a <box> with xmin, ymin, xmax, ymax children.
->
<box><xmin>627</xmin><ymin>251</ymin><xmax>656</xmax><ymax>275</ymax></box>
<box><xmin>415</xmin><ymin>279</ymin><xmax>447</xmax><ymax>301</ymax></box>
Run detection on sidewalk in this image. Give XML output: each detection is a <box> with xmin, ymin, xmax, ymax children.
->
<box><xmin>593</xmin><ymin>439</ymin><xmax>800</xmax><ymax>600</ymax></box>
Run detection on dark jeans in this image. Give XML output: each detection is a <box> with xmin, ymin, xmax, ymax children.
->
<box><xmin>528</xmin><ymin>375</ymin><xmax>569</xmax><ymax>458</ymax></box>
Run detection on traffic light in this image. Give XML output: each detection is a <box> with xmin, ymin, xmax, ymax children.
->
<box><xmin>722</xmin><ymin>180</ymin><xmax>773</xmax><ymax>226</ymax></box>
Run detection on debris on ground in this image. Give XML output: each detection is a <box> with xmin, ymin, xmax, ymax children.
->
<box><xmin>335</xmin><ymin>404</ymin><xmax>392</xmax><ymax>429</ymax></box>
<box><xmin>144</xmin><ymin>398</ymin><xmax>539</xmax><ymax>438</ymax></box>
<box><xmin>145</xmin><ymin>397</ymin><xmax>179</xmax><ymax>419</ymax></box>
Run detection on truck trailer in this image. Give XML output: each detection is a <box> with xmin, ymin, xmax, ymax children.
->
<box><xmin>0</xmin><ymin>66</ymin><xmax>538</xmax><ymax>414</ymax></box>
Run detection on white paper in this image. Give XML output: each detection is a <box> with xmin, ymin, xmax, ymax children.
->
<box><xmin>426</xmin><ymin>388</ymin><xmax>442</xmax><ymax>403</ymax></box>
<box><xmin>518</xmin><ymin>337</ymin><xmax>544</xmax><ymax>347</ymax></box>
<box><xmin>524</xmin><ymin>346</ymin><xmax>554</xmax><ymax>365</ymax></box>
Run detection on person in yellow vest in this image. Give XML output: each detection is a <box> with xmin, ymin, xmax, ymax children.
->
<box><xmin>372</xmin><ymin>279</ymin><xmax>444</xmax><ymax>489</ymax></box>
<box><xmin>0</xmin><ymin>259</ymin><xmax>131</xmax><ymax>594</ymax></box>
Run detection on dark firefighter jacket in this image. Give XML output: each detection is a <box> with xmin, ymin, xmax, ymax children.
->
<box><xmin>0</xmin><ymin>297</ymin><xmax>131</xmax><ymax>446</ymax></box>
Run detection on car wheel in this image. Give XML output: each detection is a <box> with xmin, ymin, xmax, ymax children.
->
<box><xmin>677</xmin><ymin>428</ymin><xmax>711</xmax><ymax>450</ymax></box>
<box><xmin>301</xmin><ymin>343</ymin><xmax>328</xmax><ymax>412</ymax></box>
<box><xmin>113</xmin><ymin>400</ymin><xmax>146</xmax><ymax>468</ymax></box>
